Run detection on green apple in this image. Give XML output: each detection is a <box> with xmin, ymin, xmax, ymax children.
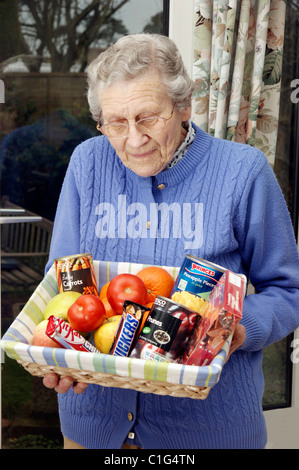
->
<box><xmin>43</xmin><ymin>291</ymin><xmax>82</xmax><ymax>321</ymax></box>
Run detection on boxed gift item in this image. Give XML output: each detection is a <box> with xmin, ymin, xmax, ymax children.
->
<box><xmin>181</xmin><ymin>270</ymin><xmax>245</xmax><ymax>366</ymax></box>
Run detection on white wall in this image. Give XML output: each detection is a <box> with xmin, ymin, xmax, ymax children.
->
<box><xmin>168</xmin><ymin>0</ymin><xmax>194</xmax><ymax>77</ymax></box>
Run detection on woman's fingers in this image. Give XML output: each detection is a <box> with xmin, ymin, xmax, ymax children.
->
<box><xmin>43</xmin><ymin>373</ymin><xmax>88</xmax><ymax>394</ymax></box>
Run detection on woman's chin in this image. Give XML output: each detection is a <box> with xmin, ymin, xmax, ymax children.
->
<box><xmin>124</xmin><ymin>160</ymin><xmax>160</xmax><ymax>178</ymax></box>
<box><xmin>124</xmin><ymin>156</ymin><xmax>170</xmax><ymax>178</ymax></box>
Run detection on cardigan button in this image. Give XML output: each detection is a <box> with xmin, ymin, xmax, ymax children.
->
<box><xmin>146</xmin><ymin>221</ymin><xmax>151</xmax><ymax>229</ymax></box>
<box><xmin>128</xmin><ymin>412</ymin><xmax>133</xmax><ymax>421</ymax></box>
<box><xmin>157</xmin><ymin>183</ymin><xmax>166</xmax><ymax>190</ymax></box>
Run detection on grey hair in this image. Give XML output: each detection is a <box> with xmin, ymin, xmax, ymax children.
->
<box><xmin>86</xmin><ymin>33</ymin><xmax>195</xmax><ymax>121</ymax></box>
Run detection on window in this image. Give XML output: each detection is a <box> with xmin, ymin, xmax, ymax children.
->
<box><xmin>0</xmin><ymin>0</ymin><xmax>167</xmax><ymax>449</ymax></box>
<box><xmin>262</xmin><ymin>1</ymin><xmax>299</xmax><ymax>410</ymax></box>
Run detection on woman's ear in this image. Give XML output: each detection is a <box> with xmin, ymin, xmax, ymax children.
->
<box><xmin>180</xmin><ymin>95</ymin><xmax>192</xmax><ymax>122</ymax></box>
<box><xmin>181</xmin><ymin>104</ymin><xmax>192</xmax><ymax>123</ymax></box>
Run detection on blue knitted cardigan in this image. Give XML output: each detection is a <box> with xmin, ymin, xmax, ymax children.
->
<box><xmin>46</xmin><ymin>124</ymin><xmax>299</xmax><ymax>449</ymax></box>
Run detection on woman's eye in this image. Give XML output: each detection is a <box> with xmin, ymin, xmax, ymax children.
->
<box><xmin>112</xmin><ymin>123</ymin><xmax>125</xmax><ymax>128</ymax></box>
<box><xmin>139</xmin><ymin>117</ymin><xmax>159</xmax><ymax>127</ymax></box>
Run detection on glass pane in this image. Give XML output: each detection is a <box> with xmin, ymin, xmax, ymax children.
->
<box><xmin>262</xmin><ymin>2</ymin><xmax>299</xmax><ymax>410</ymax></box>
<box><xmin>1</xmin><ymin>0</ymin><xmax>165</xmax><ymax>449</ymax></box>
<box><xmin>262</xmin><ymin>337</ymin><xmax>291</xmax><ymax>409</ymax></box>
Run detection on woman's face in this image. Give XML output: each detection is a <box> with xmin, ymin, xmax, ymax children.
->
<box><xmin>98</xmin><ymin>73</ymin><xmax>191</xmax><ymax>177</ymax></box>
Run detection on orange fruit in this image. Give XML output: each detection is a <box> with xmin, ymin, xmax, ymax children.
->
<box><xmin>102</xmin><ymin>297</ymin><xmax>117</xmax><ymax>319</ymax></box>
<box><xmin>145</xmin><ymin>302</ymin><xmax>154</xmax><ymax>309</ymax></box>
<box><xmin>136</xmin><ymin>267</ymin><xmax>175</xmax><ymax>304</ymax></box>
<box><xmin>99</xmin><ymin>282</ymin><xmax>110</xmax><ymax>300</ymax></box>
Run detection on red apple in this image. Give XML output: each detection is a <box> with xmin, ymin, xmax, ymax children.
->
<box><xmin>31</xmin><ymin>319</ymin><xmax>61</xmax><ymax>348</ymax></box>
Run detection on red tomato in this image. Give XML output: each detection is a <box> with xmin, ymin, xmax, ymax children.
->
<box><xmin>67</xmin><ymin>294</ymin><xmax>106</xmax><ymax>333</ymax></box>
<box><xmin>107</xmin><ymin>274</ymin><xmax>147</xmax><ymax>314</ymax></box>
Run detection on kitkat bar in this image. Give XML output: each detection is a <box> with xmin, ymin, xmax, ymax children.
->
<box><xmin>181</xmin><ymin>270</ymin><xmax>246</xmax><ymax>366</ymax></box>
<box><xmin>46</xmin><ymin>315</ymin><xmax>100</xmax><ymax>353</ymax></box>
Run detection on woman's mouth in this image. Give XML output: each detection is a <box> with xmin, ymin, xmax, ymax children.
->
<box><xmin>129</xmin><ymin>148</ymin><xmax>156</xmax><ymax>158</ymax></box>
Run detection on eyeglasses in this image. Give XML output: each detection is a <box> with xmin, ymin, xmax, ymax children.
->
<box><xmin>96</xmin><ymin>104</ymin><xmax>175</xmax><ymax>139</ymax></box>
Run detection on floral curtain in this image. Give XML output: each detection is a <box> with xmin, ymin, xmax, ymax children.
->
<box><xmin>192</xmin><ymin>0</ymin><xmax>286</xmax><ymax>165</ymax></box>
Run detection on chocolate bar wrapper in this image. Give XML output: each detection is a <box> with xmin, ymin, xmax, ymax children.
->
<box><xmin>110</xmin><ymin>301</ymin><xmax>150</xmax><ymax>357</ymax></box>
<box><xmin>46</xmin><ymin>315</ymin><xmax>99</xmax><ymax>353</ymax></box>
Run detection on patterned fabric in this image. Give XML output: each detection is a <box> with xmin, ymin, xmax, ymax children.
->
<box><xmin>193</xmin><ymin>0</ymin><xmax>286</xmax><ymax>165</ymax></box>
<box><xmin>165</xmin><ymin>121</ymin><xmax>196</xmax><ymax>169</ymax></box>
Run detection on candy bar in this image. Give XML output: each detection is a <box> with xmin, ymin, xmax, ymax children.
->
<box><xmin>109</xmin><ymin>301</ymin><xmax>150</xmax><ymax>357</ymax></box>
<box><xmin>46</xmin><ymin>315</ymin><xmax>99</xmax><ymax>353</ymax></box>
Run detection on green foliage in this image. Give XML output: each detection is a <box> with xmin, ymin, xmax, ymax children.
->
<box><xmin>5</xmin><ymin>434</ymin><xmax>62</xmax><ymax>449</ymax></box>
<box><xmin>0</xmin><ymin>108</ymin><xmax>96</xmax><ymax>220</ymax></box>
<box><xmin>2</xmin><ymin>357</ymin><xmax>33</xmax><ymax>419</ymax></box>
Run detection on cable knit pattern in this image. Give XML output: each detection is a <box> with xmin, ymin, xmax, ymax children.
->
<box><xmin>47</xmin><ymin>124</ymin><xmax>299</xmax><ymax>449</ymax></box>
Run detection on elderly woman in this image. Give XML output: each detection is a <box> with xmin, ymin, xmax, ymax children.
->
<box><xmin>44</xmin><ymin>33</ymin><xmax>299</xmax><ymax>449</ymax></box>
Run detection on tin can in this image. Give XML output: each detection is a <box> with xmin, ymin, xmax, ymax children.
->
<box><xmin>54</xmin><ymin>253</ymin><xmax>98</xmax><ymax>296</ymax></box>
<box><xmin>172</xmin><ymin>255</ymin><xmax>225</xmax><ymax>300</ymax></box>
<box><xmin>130</xmin><ymin>296</ymin><xmax>201</xmax><ymax>363</ymax></box>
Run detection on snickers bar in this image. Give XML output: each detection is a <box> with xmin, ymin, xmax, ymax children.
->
<box><xmin>110</xmin><ymin>301</ymin><xmax>150</xmax><ymax>357</ymax></box>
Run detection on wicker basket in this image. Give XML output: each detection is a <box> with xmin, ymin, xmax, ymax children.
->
<box><xmin>1</xmin><ymin>260</ymin><xmax>230</xmax><ymax>400</ymax></box>
<box><xmin>18</xmin><ymin>360</ymin><xmax>211</xmax><ymax>400</ymax></box>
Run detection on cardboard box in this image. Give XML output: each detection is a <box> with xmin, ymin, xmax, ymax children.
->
<box><xmin>181</xmin><ymin>271</ymin><xmax>245</xmax><ymax>366</ymax></box>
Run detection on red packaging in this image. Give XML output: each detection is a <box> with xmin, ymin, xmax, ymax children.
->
<box><xmin>46</xmin><ymin>315</ymin><xmax>100</xmax><ymax>353</ymax></box>
<box><xmin>181</xmin><ymin>271</ymin><xmax>245</xmax><ymax>366</ymax></box>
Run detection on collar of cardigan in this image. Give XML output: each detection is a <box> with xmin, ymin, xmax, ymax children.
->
<box><xmin>165</xmin><ymin>120</ymin><xmax>196</xmax><ymax>170</ymax></box>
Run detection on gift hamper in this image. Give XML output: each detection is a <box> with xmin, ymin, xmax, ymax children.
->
<box><xmin>0</xmin><ymin>259</ymin><xmax>239</xmax><ymax>400</ymax></box>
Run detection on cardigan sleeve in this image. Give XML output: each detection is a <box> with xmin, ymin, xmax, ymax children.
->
<box><xmin>45</xmin><ymin>150</ymin><xmax>81</xmax><ymax>273</ymax></box>
<box><xmin>234</xmin><ymin>153</ymin><xmax>299</xmax><ymax>351</ymax></box>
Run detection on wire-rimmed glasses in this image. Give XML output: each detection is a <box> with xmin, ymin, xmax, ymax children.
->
<box><xmin>96</xmin><ymin>104</ymin><xmax>175</xmax><ymax>139</ymax></box>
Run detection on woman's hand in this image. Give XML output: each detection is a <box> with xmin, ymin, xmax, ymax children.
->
<box><xmin>43</xmin><ymin>373</ymin><xmax>88</xmax><ymax>394</ymax></box>
<box><xmin>226</xmin><ymin>323</ymin><xmax>246</xmax><ymax>361</ymax></box>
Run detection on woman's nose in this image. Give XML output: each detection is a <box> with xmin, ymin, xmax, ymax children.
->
<box><xmin>126</xmin><ymin>123</ymin><xmax>149</xmax><ymax>147</ymax></box>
